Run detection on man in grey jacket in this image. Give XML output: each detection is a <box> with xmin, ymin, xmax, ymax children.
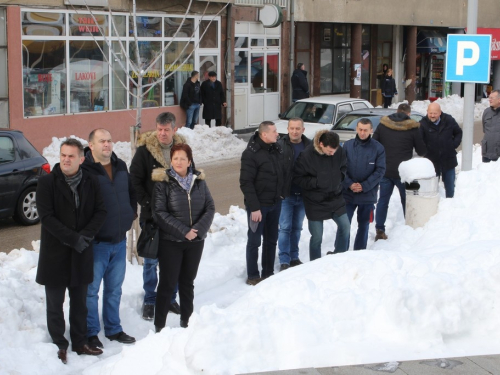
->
<box><xmin>482</xmin><ymin>89</ymin><xmax>500</xmax><ymax>163</ymax></box>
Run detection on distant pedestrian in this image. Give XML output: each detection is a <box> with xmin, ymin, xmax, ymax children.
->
<box><xmin>377</xmin><ymin>63</ymin><xmax>389</xmax><ymax>87</ymax></box>
<box><xmin>291</xmin><ymin>63</ymin><xmax>310</xmax><ymax>102</ymax></box>
<box><xmin>36</xmin><ymin>138</ymin><xmax>106</xmax><ymax>364</ymax></box>
<box><xmin>481</xmin><ymin>89</ymin><xmax>500</xmax><ymax>163</ymax></box>
<box><xmin>180</xmin><ymin>71</ymin><xmax>201</xmax><ymax>129</ymax></box>
<box><xmin>381</xmin><ymin>69</ymin><xmax>397</xmax><ymax>108</ymax></box>
<box><xmin>342</xmin><ymin>118</ymin><xmax>386</xmax><ymax>250</ymax></box>
<box><xmin>293</xmin><ymin>130</ymin><xmax>350</xmax><ymax>259</ymax></box>
<box><xmin>201</xmin><ymin>71</ymin><xmax>227</xmax><ymax>127</ymax></box>
<box><xmin>420</xmin><ymin>102</ymin><xmax>463</xmax><ymax>198</ymax></box>
<box><xmin>277</xmin><ymin>118</ymin><xmax>311</xmax><ymax>271</ymax></box>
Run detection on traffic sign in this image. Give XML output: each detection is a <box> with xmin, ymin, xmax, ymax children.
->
<box><xmin>445</xmin><ymin>34</ymin><xmax>492</xmax><ymax>83</ymax></box>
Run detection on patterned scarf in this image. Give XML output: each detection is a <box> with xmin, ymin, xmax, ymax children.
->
<box><xmin>64</xmin><ymin>168</ymin><xmax>83</xmax><ymax>208</ymax></box>
<box><xmin>169</xmin><ymin>167</ymin><xmax>194</xmax><ymax>192</ymax></box>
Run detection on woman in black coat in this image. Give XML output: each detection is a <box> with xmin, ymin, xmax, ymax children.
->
<box><xmin>152</xmin><ymin>144</ymin><xmax>215</xmax><ymax>331</ymax></box>
<box><xmin>381</xmin><ymin>68</ymin><xmax>397</xmax><ymax>108</ymax></box>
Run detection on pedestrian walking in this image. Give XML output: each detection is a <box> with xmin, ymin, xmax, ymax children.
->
<box><xmin>482</xmin><ymin>89</ymin><xmax>500</xmax><ymax>163</ymax></box>
<box><xmin>291</xmin><ymin>63</ymin><xmax>310</xmax><ymax>102</ymax></box>
<box><xmin>180</xmin><ymin>71</ymin><xmax>201</xmax><ymax>129</ymax></box>
<box><xmin>381</xmin><ymin>68</ymin><xmax>397</xmax><ymax>108</ymax></box>
<box><xmin>201</xmin><ymin>71</ymin><xmax>227</xmax><ymax>127</ymax></box>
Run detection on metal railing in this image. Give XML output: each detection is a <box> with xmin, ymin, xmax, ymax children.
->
<box><xmin>234</xmin><ymin>0</ymin><xmax>288</xmax><ymax>8</ymax></box>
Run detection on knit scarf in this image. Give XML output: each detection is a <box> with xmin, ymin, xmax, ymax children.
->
<box><xmin>64</xmin><ymin>168</ymin><xmax>83</xmax><ymax>208</ymax></box>
<box><xmin>169</xmin><ymin>167</ymin><xmax>194</xmax><ymax>192</ymax></box>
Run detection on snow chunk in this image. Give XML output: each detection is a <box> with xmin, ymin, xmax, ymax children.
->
<box><xmin>399</xmin><ymin>158</ymin><xmax>436</xmax><ymax>183</ymax></box>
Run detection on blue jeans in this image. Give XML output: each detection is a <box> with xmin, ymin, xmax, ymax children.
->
<box><xmin>308</xmin><ymin>213</ymin><xmax>350</xmax><ymax>261</ymax></box>
<box><xmin>246</xmin><ymin>202</ymin><xmax>282</xmax><ymax>280</ymax></box>
<box><xmin>185</xmin><ymin>103</ymin><xmax>200</xmax><ymax>129</ymax></box>
<box><xmin>346</xmin><ymin>203</ymin><xmax>374</xmax><ymax>250</ymax></box>
<box><xmin>439</xmin><ymin>168</ymin><xmax>455</xmax><ymax>198</ymax></box>
<box><xmin>375</xmin><ymin>177</ymin><xmax>406</xmax><ymax>232</ymax></box>
<box><xmin>278</xmin><ymin>195</ymin><xmax>306</xmax><ymax>265</ymax></box>
<box><xmin>87</xmin><ymin>239</ymin><xmax>126</xmax><ymax>337</ymax></box>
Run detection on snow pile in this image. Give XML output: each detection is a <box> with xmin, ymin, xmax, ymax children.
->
<box><xmin>398</xmin><ymin>158</ymin><xmax>436</xmax><ymax>183</ymax></box>
<box><xmin>42</xmin><ymin>126</ymin><xmax>246</xmax><ymax>168</ymax></box>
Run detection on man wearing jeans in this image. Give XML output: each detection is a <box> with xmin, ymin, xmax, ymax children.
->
<box><xmin>180</xmin><ymin>71</ymin><xmax>201</xmax><ymax>129</ymax></box>
<box><xmin>277</xmin><ymin>118</ymin><xmax>311</xmax><ymax>271</ymax></box>
<box><xmin>130</xmin><ymin>113</ymin><xmax>186</xmax><ymax>320</ymax></box>
<box><xmin>83</xmin><ymin>129</ymin><xmax>137</xmax><ymax>348</ymax></box>
<box><xmin>294</xmin><ymin>130</ymin><xmax>350</xmax><ymax>260</ymax></box>
<box><xmin>240</xmin><ymin>121</ymin><xmax>284</xmax><ymax>285</ymax></box>
<box><xmin>342</xmin><ymin>118</ymin><xmax>386</xmax><ymax>250</ymax></box>
<box><xmin>373</xmin><ymin>103</ymin><xmax>426</xmax><ymax>240</ymax></box>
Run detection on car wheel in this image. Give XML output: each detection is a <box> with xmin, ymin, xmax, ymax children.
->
<box><xmin>13</xmin><ymin>186</ymin><xmax>40</xmax><ymax>226</ymax></box>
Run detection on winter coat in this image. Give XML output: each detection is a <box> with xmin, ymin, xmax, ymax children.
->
<box><xmin>201</xmin><ymin>79</ymin><xmax>226</xmax><ymax>120</ymax></box>
<box><xmin>278</xmin><ymin>134</ymin><xmax>311</xmax><ymax>197</ymax></box>
<box><xmin>381</xmin><ymin>75</ymin><xmax>397</xmax><ymax>97</ymax></box>
<box><xmin>180</xmin><ymin>79</ymin><xmax>201</xmax><ymax>110</ymax></box>
<box><xmin>82</xmin><ymin>149</ymin><xmax>137</xmax><ymax>244</ymax></box>
<box><xmin>481</xmin><ymin>106</ymin><xmax>500</xmax><ymax>159</ymax></box>
<box><xmin>152</xmin><ymin>168</ymin><xmax>215</xmax><ymax>242</ymax></box>
<box><xmin>291</xmin><ymin>69</ymin><xmax>310</xmax><ymax>100</ymax></box>
<box><xmin>342</xmin><ymin>135</ymin><xmax>386</xmax><ymax>205</ymax></box>
<box><xmin>240</xmin><ymin>132</ymin><xmax>284</xmax><ymax>212</ymax></box>
<box><xmin>36</xmin><ymin>165</ymin><xmax>107</xmax><ymax>287</ymax></box>
<box><xmin>293</xmin><ymin>130</ymin><xmax>347</xmax><ymax>221</ymax></box>
<box><xmin>420</xmin><ymin>112</ymin><xmax>463</xmax><ymax>173</ymax></box>
<box><xmin>130</xmin><ymin>131</ymin><xmax>187</xmax><ymax>222</ymax></box>
<box><xmin>373</xmin><ymin>113</ymin><xmax>427</xmax><ymax>179</ymax></box>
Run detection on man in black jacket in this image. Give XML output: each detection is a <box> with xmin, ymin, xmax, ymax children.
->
<box><xmin>420</xmin><ymin>102</ymin><xmax>462</xmax><ymax>198</ymax></box>
<box><xmin>291</xmin><ymin>63</ymin><xmax>310</xmax><ymax>102</ymax></box>
<box><xmin>240</xmin><ymin>121</ymin><xmax>284</xmax><ymax>285</ymax></box>
<box><xmin>201</xmin><ymin>71</ymin><xmax>227</xmax><ymax>126</ymax></box>
<box><xmin>277</xmin><ymin>118</ymin><xmax>311</xmax><ymax>271</ymax></box>
<box><xmin>180</xmin><ymin>70</ymin><xmax>201</xmax><ymax>129</ymax></box>
<box><xmin>82</xmin><ymin>129</ymin><xmax>137</xmax><ymax>349</ymax></box>
<box><xmin>373</xmin><ymin>103</ymin><xmax>427</xmax><ymax>240</ymax></box>
<box><xmin>130</xmin><ymin>112</ymin><xmax>186</xmax><ymax>320</ymax></box>
<box><xmin>36</xmin><ymin>138</ymin><xmax>106</xmax><ymax>363</ymax></box>
<box><xmin>293</xmin><ymin>130</ymin><xmax>350</xmax><ymax>260</ymax></box>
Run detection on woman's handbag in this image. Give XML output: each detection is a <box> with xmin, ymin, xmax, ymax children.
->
<box><xmin>137</xmin><ymin>221</ymin><xmax>159</xmax><ymax>259</ymax></box>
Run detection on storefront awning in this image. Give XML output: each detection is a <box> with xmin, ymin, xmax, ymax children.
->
<box><xmin>417</xmin><ymin>30</ymin><xmax>447</xmax><ymax>53</ymax></box>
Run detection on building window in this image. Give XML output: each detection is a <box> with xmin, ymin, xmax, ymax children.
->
<box><xmin>164</xmin><ymin>41</ymin><xmax>194</xmax><ymax>105</ymax></box>
<box><xmin>320</xmin><ymin>23</ymin><xmax>351</xmax><ymax>94</ymax></box>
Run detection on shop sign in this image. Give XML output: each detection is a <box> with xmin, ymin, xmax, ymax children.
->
<box><xmin>164</xmin><ymin>63</ymin><xmax>194</xmax><ymax>72</ymax></box>
<box><xmin>476</xmin><ymin>28</ymin><xmax>500</xmax><ymax>60</ymax></box>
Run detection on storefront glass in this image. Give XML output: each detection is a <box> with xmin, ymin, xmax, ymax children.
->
<box><xmin>320</xmin><ymin>23</ymin><xmax>351</xmax><ymax>94</ymax></box>
<box><xmin>112</xmin><ymin>41</ymin><xmax>128</xmax><ymax>110</ymax></box>
<box><xmin>164</xmin><ymin>41</ymin><xmax>194</xmax><ymax>105</ymax></box>
<box><xmin>200</xmin><ymin>20</ymin><xmax>218</xmax><ymax>48</ymax></box>
<box><xmin>165</xmin><ymin>17</ymin><xmax>194</xmax><ymax>38</ymax></box>
<box><xmin>129</xmin><ymin>41</ymin><xmax>162</xmax><ymax>108</ymax></box>
<box><xmin>69</xmin><ymin>13</ymin><xmax>108</xmax><ymax>37</ymax></box>
<box><xmin>22</xmin><ymin>12</ymin><xmax>65</xmax><ymax>36</ymax></box>
<box><xmin>131</xmin><ymin>16</ymin><xmax>162</xmax><ymax>38</ymax></box>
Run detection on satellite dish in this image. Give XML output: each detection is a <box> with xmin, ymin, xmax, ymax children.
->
<box><xmin>259</xmin><ymin>4</ymin><xmax>282</xmax><ymax>28</ymax></box>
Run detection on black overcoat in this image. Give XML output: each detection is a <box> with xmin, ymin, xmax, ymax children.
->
<box><xmin>201</xmin><ymin>80</ymin><xmax>226</xmax><ymax>120</ymax></box>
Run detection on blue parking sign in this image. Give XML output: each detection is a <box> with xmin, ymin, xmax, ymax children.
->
<box><xmin>446</xmin><ymin>34</ymin><xmax>492</xmax><ymax>83</ymax></box>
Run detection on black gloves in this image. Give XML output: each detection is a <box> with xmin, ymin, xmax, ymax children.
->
<box><xmin>74</xmin><ymin>235</ymin><xmax>93</xmax><ymax>253</ymax></box>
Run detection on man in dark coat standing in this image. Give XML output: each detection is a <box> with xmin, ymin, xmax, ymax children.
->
<box><xmin>291</xmin><ymin>63</ymin><xmax>310</xmax><ymax>102</ymax></box>
<box><xmin>342</xmin><ymin>118</ymin><xmax>386</xmax><ymax>250</ymax></box>
<box><xmin>180</xmin><ymin>71</ymin><xmax>201</xmax><ymax>129</ymax></box>
<box><xmin>420</xmin><ymin>102</ymin><xmax>463</xmax><ymax>198</ymax></box>
<box><xmin>240</xmin><ymin>121</ymin><xmax>284</xmax><ymax>285</ymax></box>
<box><xmin>82</xmin><ymin>129</ymin><xmax>137</xmax><ymax>350</ymax></box>
<box><xmin>293</xmin><ymin>130</ymin><xmax>350</xmax><ymax>260</ymax></box>
<box><xmin>36</xmin><ymin>138</ymin><xmax>106</xmax><ymax>364</ymax></box>
<box><xmin>201</xmin><ymin>71</ymin><xmax>227</xmax><ymax>126</ymax></box>
<box><xmin>481</xmin><ymin>89</ymin><xmax>500</xmax><ymax>162</ymax></box>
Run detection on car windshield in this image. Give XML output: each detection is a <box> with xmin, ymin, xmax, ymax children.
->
<box><xmin>281</xmin><ymin>102</ymin><xmax>335</xmax><ymax>124</ymax></box>
<box><xmin>333</xmin><ymin>114</ymin><xmax>382</xmax><ymax>131</ymax></box>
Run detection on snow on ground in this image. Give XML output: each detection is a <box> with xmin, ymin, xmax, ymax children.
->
<box><xmin>42</xmin><ymin>124</ymin><xmax>246</xmax><ymax>169</ymax></box>
<box><xmin>3</xmin><ymin>147</ymin><xmax>500</xmax><ymax>374</ymax></box>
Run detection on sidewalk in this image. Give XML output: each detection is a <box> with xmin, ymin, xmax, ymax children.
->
<box><xmin>239</xmin><ymin>354</ymin><xmax>500</xmax><ymax>374</ymax></box>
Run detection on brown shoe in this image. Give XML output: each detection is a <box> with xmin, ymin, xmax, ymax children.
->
<box><xmin>245</xmin><ymin>277</ymin><xmax>262</xmax><ymax>286</ymax></box>
<box><xmin>57</xmin><ymin>349</ymin><xmax>67</xmax><ymax>364</ymax></box>
<box><xmin>375</xmin><ymin>229</ymin><xmax>388</xmax><ymax>241</ymax></box>
<box><xmin>73</xmin><ymin>344</ymin><xmax>103</xmax><ymax>356</ymax></box>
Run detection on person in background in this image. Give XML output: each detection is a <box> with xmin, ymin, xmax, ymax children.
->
<box><xmin>201</xmin><ymin>71</ymin><xmax>227</xmax><ymax>127</ymax></box>
<box><xmin>291</xmin><ymin>63</ymin><xmax>310</xmax><ymax>102</ymax></box>
<box><xmin>152</xmin><ymin>144</ymin><xmax>215</xmax><ymax>331</ymax></box>
<box><xmin>180</xmin><ymin>71</ymin><xmax>201</xmax><ymax>129</ymax></box>
<box><xmin>420</xmin><ymin>102</ymin><xmax>462</xmax><ymax>198</ymax></box>
<box><xmin>381</xmin><ymin>68</ymin><xmax>397</xmax><ymax>108</ymax></box>
<box><xmin>481</xmin><ymin>89</ymin><xmax>500</xmax><ymax>163</ymax></box>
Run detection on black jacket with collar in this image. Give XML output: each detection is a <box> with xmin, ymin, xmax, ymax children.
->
<box><xmin>278</xmin><ymin>134</ymin><xmax>311</xmax><ymax>197</ymax></box>
<box><xmin>36</xmin><ymin>165</ymin><xmax>107</xmax><ymax>287</ymax></box>
<box><xmin>152</xmin><ymin>168</ymin><xmax>215</xmax><ymax>242</ymax></box>
<box><xmin>240</xmin><ymin>132</ymin><xmax>284</xmax><ymax>212</ymax></box>
<box><xmin>291</xmin><ymin>69</ymin><xmax>310</xmax><ymax>100</ymax></box>
<box><xmin>180</xmin><ymin>78</ymin><xmax>201</xmax><ymax>109</ymax></box>
<box><xmin>201</xmin><ymin>79</ymin><xmax>226</xmax><ymax>120</ymax></box>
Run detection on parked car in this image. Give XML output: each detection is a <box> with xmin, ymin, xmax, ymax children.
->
<box><xmin>0</xmin><ymin>130</ymin><xmax>50</xmax><ymax>225</ymax></box>
<box><xmin>331</xmin><ymin>108</ymin><xmax>424</xmax><ymax>145</ymax></box>
<box><xmin>274</xmin><ymin>96</ymin><xmax>373</xmax><ymax>139</ymax></box>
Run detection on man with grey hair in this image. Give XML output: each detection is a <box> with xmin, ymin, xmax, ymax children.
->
<box><xmin>482</xmin><ymin>89</ymin><xmax>500</xmax><ymax>163</ymax></box>
<box><xmin>130</xmin><ymin>112</ymin><xmax>187</xmax><ymax>320</ymax></box>
<box><xmin>240</xmin><ymin>121</ymin><xmax>284</xmax><ymax>285</ymax></box>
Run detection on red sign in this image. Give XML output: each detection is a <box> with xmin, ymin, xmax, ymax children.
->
<box><xmin>476</xmin><ymin>28</ymin><xmax>500</xmax><ymax>60</ymax></box>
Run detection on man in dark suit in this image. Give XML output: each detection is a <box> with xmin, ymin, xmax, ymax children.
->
<box><xmin>201</xmin><ymin>71</ymin><xmax>227</xmax><ymax>126</ymax></box>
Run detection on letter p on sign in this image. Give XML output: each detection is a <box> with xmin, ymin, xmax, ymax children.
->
<box><xmin>446</xmin><ymin>34</ymin><xmax>492</xmax><ymax>83</ymax></box>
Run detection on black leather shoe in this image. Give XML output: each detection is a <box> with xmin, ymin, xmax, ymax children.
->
<box><xmin>57</xmin><ymin>349</ymin><xmax>67</xmax><ymax>364</ymax></box>
<box><xmin>142</xmin><ymin>304</ymin><xmax>154</xmax><ymax>321</ymax></box>
<box><xmin>169</xmin><ymin>301</ymin><xmax>181</xmax><ymax>315</ymax></box>
<box><xmin>290</xmin><ymin>259</ymin><xmax>303</xmax><ymax>267</ymax></box>
<box><xmin>73</xmin><ymin>344</ymin><xmax>103</xmax><ymax>356</ymax></box>
<box><xmin>155</xmin><ymin>326</ymin><xmax>163</xmax><ymax>333</ymax></box>
<box><xmin>279</xmin><ymin>264</ymin><xmax>289</xmax><ymax>272</ymax></box>
<box><xmin>180</xmin><ymin>319</ymin><xmax>189</xmax><ymax>328</ymax></box>
<box><xmin>87</xmin><ymin>335</ymin><xmax>103</xmax><ymax>349</ymax></box>
<box><xmin>106</xmin><ymin>331</ymin><xmax>136</xmax><ymax>344</ymax></box>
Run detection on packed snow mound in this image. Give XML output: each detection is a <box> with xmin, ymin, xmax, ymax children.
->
<box><xmin>398</xmin><ymin>158</ymin><xmax>436</xmax><ymax>183</ymax></box>
<box><xmin>42</xmin><ymin>125</ymin><xmax>246</xmax><ymax>169</ymax></box>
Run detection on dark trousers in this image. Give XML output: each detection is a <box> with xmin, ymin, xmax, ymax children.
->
<box><xmin>483</xmin><ymin>156</ymin><xmax>498</xmax><ymax>163</ymax></box>
<box><xmin>154</xmin><ymin>239</ymin><xmax>204</xmax><ymax>329</ymax></box>
<box><xmin>45</xmin><ymin>284</ymin><xmax>88</xmax><ymax>350</ymax></box>
<box><xmin>346</xmin><ymin>203</ymin><xmax>374</xmax><ymax>250</ymax></box>
<box><xmin>205</xmin><ymin>118</ymin><xmax>222</xmax><ymax>126</ymax></box>
<box><xmin>383</xmin><ymin>96</ymin><xmax>393</xmax><ymax>108</ymax></box>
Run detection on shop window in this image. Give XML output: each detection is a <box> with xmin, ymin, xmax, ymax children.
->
<box><xmin>164</xmin><ymin>41</ymin><xmax>194</xmax><ymax>106</ymax></box>
<box><xmin>22</xmin><ymin>40</ymin><xmax>66</xmax><ymax>116</ymax></box>
<box><xmin>200</xmin><ymin>20</ymin><xmax>218</xmax><ymax>48</ymax></box>
<box><xmin>235</xmin><ymin>36</ymin><xmax>248</xmax><ymax>48</ymax></box>
<box><xmin>251</xmin><ymin>39</ymin><xmax>265</xmax><ymax>47</ymax></box>
<box><xmin>111</xmin><ymin>15</ymin><xmax>127</xmax><ymax>37</ymax></box>
<box><xmin>69</xmin><ymin>13</ymin><xmax>108</xmax><ymax>37</ymax></box>
<box><xmin>165</xmin><ymin>17</ymin><xmax>194</xmax><ymax>38</ymax></box>
<box><xmin>266</xmin><ymin>53</ymin><xmax>279</xmax><ymax>93</ymax></box>
<box><xmin>129</xmin><ymin>41</ymin><xmax>162</xmax><ymax>108</ymax></box>
<box><xmin>235</xmin><ymin>51</ymin><xmax>249</xmax><ymax>83</ymax></box>
<box><xmin>267</xmin><ymin>39</ymin><xmax>279</xmax><ymax>47</ymax></box>
<box><xmin>112</xmin><ymin>41</ymin><xmax>127</xmax><ymax>110</ymax></box>
<box><xmin>296</xmin><ymin>23</ymin><xmax>310</xmax><ymax>49</ymax></box>
<box><xmin>22</xmin><ymin>12</ymin><xmax>66</xmax><ymax>37</ymax></box>
<box><xmin>199</xmin><ymin>55</ymin><xmax>218</xmax><ymax>82</ymax></box>
<box><xmin>130</xmin><ymin>16</ymin><xmax>162</xmax><ymax>38</ymax></box>
<box><xmin>320</xmin><ymin>49</ymin><xmax>332</xmax><ymax>94</ymax></box>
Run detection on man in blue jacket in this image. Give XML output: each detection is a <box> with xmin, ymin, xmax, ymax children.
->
<box><xmin>342</xmin><ymin>118</ymin><xmax>386</xmax><ymax>250</ymax></box>
<box><xmin>82</xmin><ymin>129</ymin><xmax>137</xmax><ymax>349</ymax></box>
